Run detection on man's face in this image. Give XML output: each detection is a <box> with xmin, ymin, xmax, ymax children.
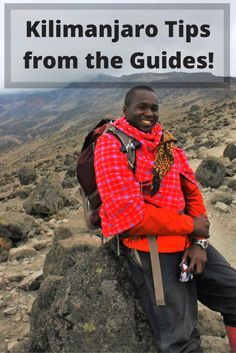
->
<box><xmin>123</xmin><ymin>90</ymin><xmax>159</xmax><ymax>133</ymax></box>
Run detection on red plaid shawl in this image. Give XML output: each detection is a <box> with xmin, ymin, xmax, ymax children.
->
<box><xmin>94</xmin><ymin>117</ymin><xmax>197</xmax><ymax>237</ymax></box>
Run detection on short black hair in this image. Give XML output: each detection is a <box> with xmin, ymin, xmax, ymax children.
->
<box><xmin>124</xmin><ymin>85</ymin><xmax>156</xmax><ymax>106</ymax></box>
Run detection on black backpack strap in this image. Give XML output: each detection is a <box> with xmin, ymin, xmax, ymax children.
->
<box><xmin>106</xmin><ymin>126</ymin><xmax>141</xmax><ymax>171</ymax></box>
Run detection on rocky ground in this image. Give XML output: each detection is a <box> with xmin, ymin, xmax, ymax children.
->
<box><xmin>0</xmin><ymin>98</ymin><xmax>235</xmax><ymax>353</ymax></box>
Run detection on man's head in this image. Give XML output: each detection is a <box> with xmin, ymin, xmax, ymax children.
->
<box><xmin>123</xmin><ymin>85</ymin><xmax>159</xmax><ymax>133</ymax></box>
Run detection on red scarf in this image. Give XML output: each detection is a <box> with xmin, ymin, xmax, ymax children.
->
<box><xmin>94</xmin><ymin>117</ymin><xmax>197</xmax><ymax>237</ymax></box>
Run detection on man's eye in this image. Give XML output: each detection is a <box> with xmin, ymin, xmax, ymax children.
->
<box><xmin>152</xmin><ymin>107</ymin><xmax>159</xmax><ymax>112</ymax></box>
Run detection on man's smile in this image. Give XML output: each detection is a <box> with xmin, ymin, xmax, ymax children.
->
<box><xmin>139</xmin><ymin>115</ymin><xmax>155</xmax><ymax>126</ymax></box>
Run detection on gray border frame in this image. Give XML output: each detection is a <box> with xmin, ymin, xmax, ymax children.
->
<box><xmin>5</xmin><ymin>3</ymin><xmax>230</xmax><ymax>88</ymax></box>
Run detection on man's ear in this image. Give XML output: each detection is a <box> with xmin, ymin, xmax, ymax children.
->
<box><xmin>123</xmin><ymin>105</ymin><xmax>127</xmax><ymax>116</ymax></box>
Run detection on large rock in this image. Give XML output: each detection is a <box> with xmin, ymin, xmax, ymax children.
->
<box><xmin>210</xmin><ymin>192</ymin><xmax>233</xmax><ymax>205</ymax></box>
<box><xmin>197</xmin><ymin>147</ymin><xmax>209</xmax><ymax>159</ymax></box>
<box><xmin>196</xmin><ymin>157</ymin><xmax>225</xmax><ymax>188</ymax></box>
<box><xmin>53</xmin><ymin>226</ymin><xmax>73</xmax><ymax>243</ymax></box>
<box><xmin>190</xmin><ymin>104</ymin><xmax>200</xmax><ymax>112</ymax></box>
<box><xmin>64</xmin><ymin>154</ymin><xmax>76</xmax><ymax>166</ymax></box>
<box><xmin>23</xmin><ymin>173</ymin><xmax>72</xmax><ymax>217</ymax></box>
<box><xmin>18</xmin><ymin>166</ymin><xmax>37</xmax><ymax>185</ymax></box>
<box><xmin>228</xmin><ymin>178</ymin><xmax>236</xmax><ymax>190</ymax></box>
<box><xmin>223</xmin><ymin>143</ymin><xmax>236</xmax><ymax>161</ymax></box>
<box><xmin>66</xmin><ymin>164</ymin><xmax>77</xmax><ymax>178</ymax></box>
<box><xmin>0</xmin><ymin>212</ymin><xmax>35</xmax><ymax>241</ymax></box>
<box><xmin>30</xmin><ymin>238</ymin><xmax>156</xmax><ymax>353</ymax></box>
<box><xmin>62</xmin><ymin>177</ymin><xmax>78</xmax><ymax>189</ymax></box>
<box><xmin>9</xmin><ymin>246</ymin><xmax>37</xmax><ymax>260</ymax></box>
<box><xmin>30</xmin><ymin>236</ymin><xmax>231</xmax><ymax>353</ymax></box>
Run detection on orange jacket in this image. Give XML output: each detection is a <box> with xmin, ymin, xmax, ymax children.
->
<box><xmin>122</xmin><ymin>175</ymin><xmax>207</xmax><ymax>253</ymax></box>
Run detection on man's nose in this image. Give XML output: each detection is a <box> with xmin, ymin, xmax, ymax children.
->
<box><xmin>144</xmin><ymin>108</ymin><xmax>153</xmax><ymax>116</ymax></box>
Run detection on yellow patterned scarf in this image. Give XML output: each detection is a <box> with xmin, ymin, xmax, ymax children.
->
<box><xmin>151</xmin><ymin>130</ymin><xmax>177</xmax><ymax>196</ymax></box>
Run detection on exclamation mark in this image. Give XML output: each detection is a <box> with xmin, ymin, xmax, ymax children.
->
<box><xmin>209</xmin><ymin>52</ymin><xmax>214</xmax><ymax>69</ymax></box>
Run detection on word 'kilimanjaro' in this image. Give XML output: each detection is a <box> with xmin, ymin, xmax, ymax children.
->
<box><xmin>26</xmin><ymin>19</ymin><xmax>211</xmax><ymax>43</ymax></box>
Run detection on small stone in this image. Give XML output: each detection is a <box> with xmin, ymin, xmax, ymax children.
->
<box><xmin>22</xmin><ymin>258</ymin><xmax>35</xmax><ymax>265</ymax></box>
<box><xmin>22</xmin><ymin>313</ymin><xmax>30</xmax><ymax>322</ymax></box>
<box><xmin>9</xmin><ymin>246</ymin><xmax>37</xmax><ymax>260</ymax></box>
<box><xmin>0</xmin><ymin>277</ymin><xmax>7</xmax><ymax>289</ymax></box>
<box><xmin>5</xmin><ymin>286</ymin><xmax>13</xmax><ymax>291</ymax></box>
<box><xmin>225</xmin><ymin>138</ymin><xmax>234</xmax><ymax>144</ymax></box>
<box><xmin>11</xmin><ymin>260</ymin><xmax>19</xmax><ymax>265</ymax></box>
<box><xmin>214</xmin><ymin>202</ymin><xmax>230</xmax><ymax>213</ymax></box>
<box><xmin>3</xmin><ymin>307</ymin><xmax>18</xmax><ymax>315</ymax></box>
<box><xmin>18</xmin><ymin>270</ymin><xmax>43</xmax><ymax>291</ymax></box>
<box><xmin>12</xmin><ymin>313</ymin><xmax>23</xmax><ymax>322</ymax></box>
<box><xmin>0</xmin><ymin>250</ymin><xmax>9</xmax><ymax>262</ymax></box>
<box><xmin>18</xmin><ymin>326</ymin><xmax>30</xmax><ymax>340</ymax></box>
<box><xmin>197</xmin><ymin>147</ymin><xmax>209</xmax><ymax>159</ymax></box>
<box><xmin>201</xmin><ymin>187</ymin><xmax>212</xmax><ymax>194</ymax></box>
<box><xmin>27</xmin><ymin>299</ymin><xmax>34</xmax><ymax>314</ymax></box>
<box><xmin>38</xmin><ymin>223</ymin><xmax>51</xmax><ymax>233</ymax></box>
<box><xmin>218</xmin><ymin>185</ymin><xmax>229</xmax><ymax>192</ymax></box>
<box><xmin>211</xmin><ymin>192</ymin><xmax>233</xmax><ymax>205</ymax></box>
<box><xmin>32</xmin><ymin>239</ymin><xmax>52</xmax><ymax>251</ymax></box>
<box><xmin>225</xmin><ymin>168</ymin><xmax>235</xmax><ymax>177</ymax></box>
<box><xmin>0</xmin><ymin>300</ymin><xmax>7</xmax><ymax>309</ymax></box>
<box><xmin>49</xmin><ymin>218</ymin><xmax>56</xmax><ymax>224</ymax></box>
<box><xmin>6</xmin><ymin>273</ymin><xmax>25</xmax><ymax>282</ymax></box>
<box><xmin>35</xmin><ymin>218</ymin><xmax>44</xmax><ymax>225</ymax></box>
<box><xmin>228</xmin><ymin>179</ymin><xmax>236</xmax><ymax>190</ymax></box>
<box><xmin>7</xmin><ymin>340</ymin><xmax>20</xmax><ymax>353</ymax></box>
<box><xmin>22</xmin><ymin>270</ymin><xmax>33</xmax><ymax>277</ymax></box>
<box><xmin>53</xmin><ymin>226</ymin><xmax>73</xmax><ymax>242</ymax></box>
<box><xmin>48</xmin><ymin>223</ymin><xmax>55</xmax><ymax>230</ymax></box>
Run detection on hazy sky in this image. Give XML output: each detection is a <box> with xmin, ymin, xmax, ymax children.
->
<box><xmin>0</xmin><ymin>0</ymin><xmax>235</xmax><ymax>92</ymax></box>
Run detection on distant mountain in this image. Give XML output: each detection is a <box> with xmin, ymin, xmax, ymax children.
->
<box><xmin>0</xmin><ymin>72</ymin><xmax>235</xmax><ymax>154</ymax></box>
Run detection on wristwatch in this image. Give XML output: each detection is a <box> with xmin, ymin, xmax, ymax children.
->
<box><xmin>193</xmin><ymin>239</ymin><xmax>208</xmax><ymax>250</ymax></box>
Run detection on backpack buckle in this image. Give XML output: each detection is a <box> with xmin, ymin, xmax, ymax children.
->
<box><xmin>120</xmin><ymin>140</ymin><xmax>141</xmax><ymax>153</ymax></box>
<box><xmin>120</xmin><ymin>141</ymin><xmax>136</xmax><ymax>153</ymax></box>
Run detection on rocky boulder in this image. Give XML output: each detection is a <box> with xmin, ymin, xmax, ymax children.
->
<box><xmin>223</xmin><ymin>143</ymin><xmax>236</xmax><ymax>161</ymax></box>
<box><xmin>197</xmin><ymin>147</ymin><xmax>209</xmax><ymax>160</ymax></box>
<box><xmin>228</xmin><ymin>178</ymin><xmax>236</xmax><ymax>190</ymax></box>
<box><xmin>0</xmin><ymin>212</ymin><xmax>35</xmax><ymax>242</ymax></box>
<box><xmin>210</xmin><ymin>192</ymin><xmax>233</xmax><ymax>205</ymax></box>
<box><xmin>66</xmin><ymin>164</ymin><xmax>77</xmax><ymax>178</ymax></box>
<box><xmin>18</xmin><ymin>166</ymin><xmax>37</xmax><ymax>185</ymax></box>
<box><xmin>195</xmin><ymin>157</ymin><xmax>225</xmax><ymax>188</ymax></box>
<box><xmin>190</xmin><ymin>104</ymin><xmax>200</xmax><ymax>112</ymax></box>
<box><xmin>62</xmin><ymin>177</ymin><xmax>78</xmax><ymax>189</ymax></box>
<box><xmin>53</xmin><ymin>226</ymin><xmax>73</xmax><ymax>243</ymax></box>
<box><xmin>30</xmin><ymin>233</ymin><xmax>231</xmax><ymax>353</ymax></box>
<box><xmin>64</xmin><ymin>154</ymin><xmax>76</xmax><ymax>166</ymax></box>
<box><xmin>30</xmin><ymin>237</ymin><xmax>156</xmax><ymax>353</ymax></box>
<box><xmin>23</xmin><ymin>173</ymin><xmax>73</xmax><ymax>217</ymax></box>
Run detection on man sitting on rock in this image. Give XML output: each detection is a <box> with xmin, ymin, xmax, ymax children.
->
<box><xmin>94</xmin><ymin>85</ymin><xmax>236</xmax><ymax>353</ymax></box>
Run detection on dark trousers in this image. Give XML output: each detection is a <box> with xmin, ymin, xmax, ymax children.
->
<box><xmin>124</xmin><ymin>245</ymin><xmax>236</xmax><ymax>353</ymax></box>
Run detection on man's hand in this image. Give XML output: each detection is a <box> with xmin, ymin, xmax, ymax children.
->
<box><xmin>182</xmin><ymin>244</ymin><xmax>207</xmax><ymax>275</ymax></box>
<box><xmin>192</xmin><ymin>216</ymin><xmax>210</xmax><ymax>238</ymax></box>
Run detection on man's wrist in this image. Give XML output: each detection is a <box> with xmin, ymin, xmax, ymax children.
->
<box><xmin>193</xmin><ymin>239</ymin><xmax>208</xmax><ymax>250</ymax></box>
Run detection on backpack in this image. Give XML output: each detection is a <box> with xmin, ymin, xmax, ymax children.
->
<box><xmin>76</xmin><ymin>119</ymin><xmax>141</xmax><ymax>235</ymax></box>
